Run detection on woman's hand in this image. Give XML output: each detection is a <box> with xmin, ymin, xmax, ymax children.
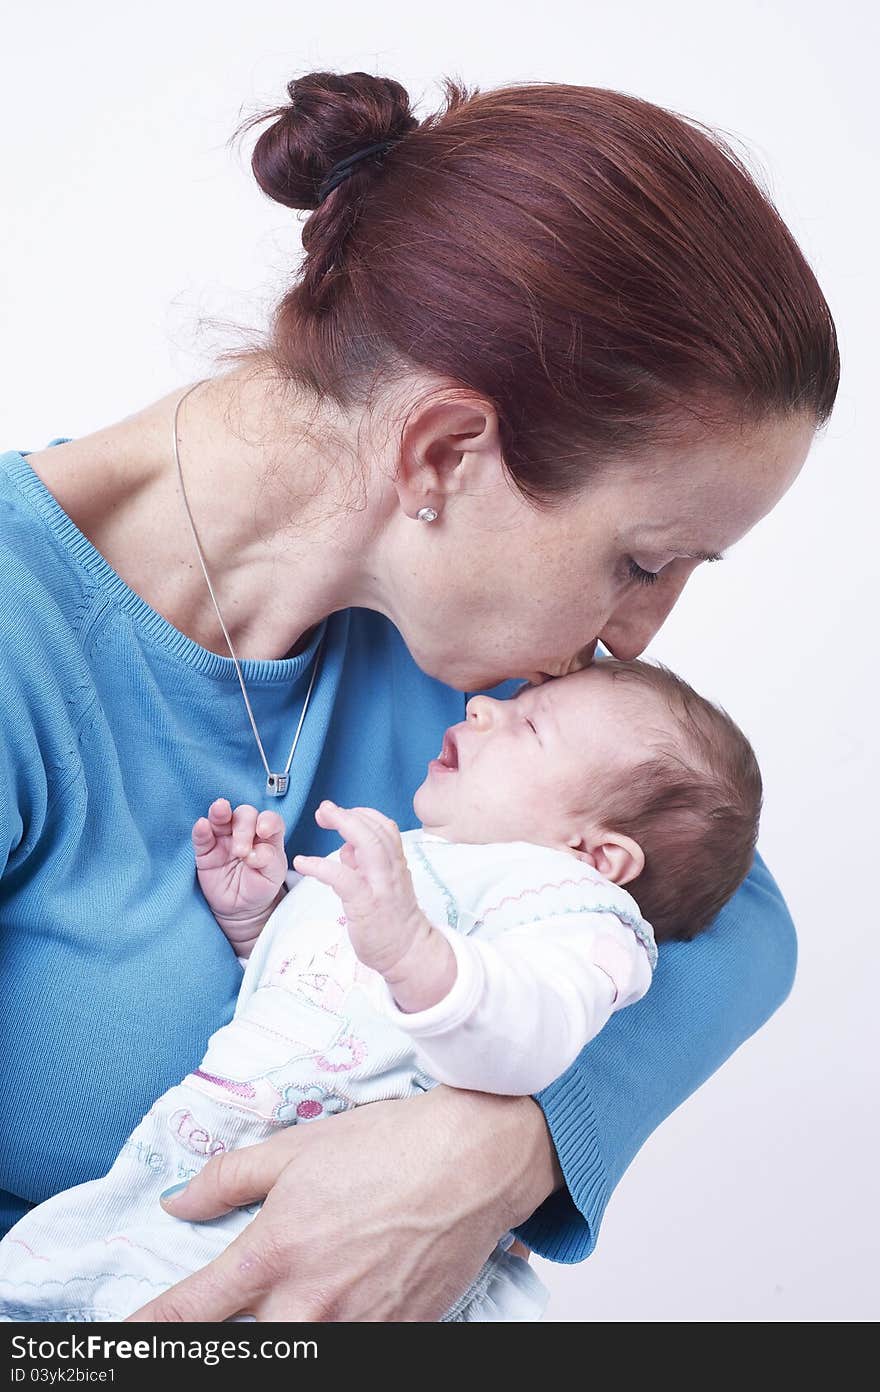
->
<box><xmin>125</xmin><ymin>1086</ymin><xmax>562</xmax><ymax>1323</ymax></box>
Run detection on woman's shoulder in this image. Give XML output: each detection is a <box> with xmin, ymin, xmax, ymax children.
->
<box><xmin>0</xmin><ymin>449</ymin><xmax>96</xmax><ymax>713</ymax></box>
<box><xmin>0</xmin><ymin>444</ymin><xmax>90</xmax><ymax>596</ymax></box>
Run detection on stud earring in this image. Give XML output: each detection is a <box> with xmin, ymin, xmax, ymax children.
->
<box><xmin>417</xmin><ymin>507</ymin><xmax>439</xmax><ymax>523</ymax></box>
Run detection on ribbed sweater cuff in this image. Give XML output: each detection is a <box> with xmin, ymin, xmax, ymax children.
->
<box><xmin>513</xmin><ymin>1066</ymin><xmax>607</xmax><ymax>1264</ymax></box>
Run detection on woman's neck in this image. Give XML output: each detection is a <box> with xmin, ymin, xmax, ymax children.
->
<box><xmin>25</xmin><ymin>362</ymin><xmax>387</xmax><ymax>660</ymax></box>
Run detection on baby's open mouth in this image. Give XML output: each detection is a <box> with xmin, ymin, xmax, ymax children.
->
<box><xmin>434</xmin><ymin>730</ymin><xmax>459</xmax><ymax>770</ymax></box>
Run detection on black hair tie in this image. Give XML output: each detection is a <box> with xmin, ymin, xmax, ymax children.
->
<box><xmin>316</xmin><ymin>138</ymin><xmax>401</xmax><ymax>204</ymax></box>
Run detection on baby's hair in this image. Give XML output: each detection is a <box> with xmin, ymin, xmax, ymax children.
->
<box><xmin>592</xmin><ymin>658</ymin><xmax>763</xmax><ymax>945</ymax></box>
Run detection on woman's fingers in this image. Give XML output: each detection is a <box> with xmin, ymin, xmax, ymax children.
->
<box><xmin>124</xmin><ymin>1230</ymin><xmax>269</xmax><ymax>1323</ymax></box>
<box><xmin>129</xmin><ymin>1132</ymin><xmax>302</xmax><ymax>1321</ymax></box>
<box><xmin>159</xmin><ymin>1130</ymin><xmax>296</xmax><ymax>1221</ymax></box>
<box><xmin>135</xmin><ymin>1089</ymin><xmax>520</xmax><ymax>1322</ymax></box>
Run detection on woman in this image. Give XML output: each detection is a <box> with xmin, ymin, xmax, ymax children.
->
<box><xmin>0</xmin><ymin>72</ymin><xmax>837</xmax><ymax>1321</ymax></box>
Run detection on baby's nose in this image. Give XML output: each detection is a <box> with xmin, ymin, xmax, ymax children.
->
<box><xmin>465</xmin><ymin>695</ymin><xmax>506</xmax><ymax>729</ymax></box>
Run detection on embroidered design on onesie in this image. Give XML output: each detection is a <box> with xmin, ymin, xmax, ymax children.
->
<box><xmin>167</xmin><ymin>1107</ymin><xmax>228</xmax><ymax>1158</ymax></box>
<box><xmin>409</xmin><ymin>840</ymin><xmax>461</xmax><ymax>928</ymax></box>
<box><xmin>313</xmin><ymin>1034</ymin><xmax>367</xmax><ymax>1073</ymax></box>
<box><xmin>478</xmin><ymin>873</ymin><xmax>658</xmax><ymax>969</ymax></box>
<box><xmin>275</xmin><ymin>1083</ymin><xmax>348</xmax><ymax>1124</ymax></box>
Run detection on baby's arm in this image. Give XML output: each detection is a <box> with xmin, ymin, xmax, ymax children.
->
<box><xmin>378</xmin><ymin>913</ymin><xmax>653</xmax><ymax>1095</ymax></box>
<box><xmin>292</xmin><ymin>802</ymin><xmax>654</xmax><ymax>1094</ymax></box>
<box><xmin>192</xmin><ymin>798</ymin><xmax>289</xmax><ymax>958</ymax></box>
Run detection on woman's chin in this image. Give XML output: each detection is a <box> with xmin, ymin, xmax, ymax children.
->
<box><xmin>417</xmin><ymin>649</ymin><xmax>513</xmax><ymax>692</ymax></box>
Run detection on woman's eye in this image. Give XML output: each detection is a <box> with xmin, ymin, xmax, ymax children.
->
<box><xmin>627</xmin><ymin>558</ymin><xmax>659</xmax><ymax>587</ymax></box>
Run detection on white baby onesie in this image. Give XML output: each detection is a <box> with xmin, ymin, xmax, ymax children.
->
<box><xmin>0</xmin><ymin>831</ymin><xmax>656</xmax><ymax>1323</ymax></box>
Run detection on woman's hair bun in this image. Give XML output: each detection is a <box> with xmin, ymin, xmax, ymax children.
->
<box><xmin>233</xmin><ymin>70</ymin><xmax>420</xmax><ymax>211</ymax></box>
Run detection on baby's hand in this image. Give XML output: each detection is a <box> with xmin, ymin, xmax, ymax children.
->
<box><xmin>293</xmin><ymin>802</ymin><xmax>428</xmax><ymax>978</ymax></box>
<box><xmin>192</xmin><ymin>799</ymin><xmax>288</xmax><ymax>953</ymax></box>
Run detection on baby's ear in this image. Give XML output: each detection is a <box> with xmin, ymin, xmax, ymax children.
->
<box><xmin>591</xmin><ymin>832</ymin><xmax>645</xmax><ymax>887</ymax></box>
<box><xmin>565</xmin><ymin>842</ymin><xmax>598</xmax><ymax>868</ymax></box>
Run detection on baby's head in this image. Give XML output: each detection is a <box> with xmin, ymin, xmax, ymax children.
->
<box><xmin>413</xmin><ymin>659</ymin><xmax>762</xmax><ymax>944</ymax></box>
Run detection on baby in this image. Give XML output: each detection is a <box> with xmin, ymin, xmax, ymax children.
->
<box><xmin>0</xmin><ymin>657</ymin><xmax>762</xmax><ymax>1323</ymax></box>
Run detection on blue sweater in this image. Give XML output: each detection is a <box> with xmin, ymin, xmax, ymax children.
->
<box><xmin>0</xmin><ymin>440</ymin><xmax>797</xmax><ymax>1259</ymax></box>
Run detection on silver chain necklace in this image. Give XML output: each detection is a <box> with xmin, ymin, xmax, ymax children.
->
<box><xmin>172</xmin><ymin>379</ymin><xmax>325</xmax><ymax>797</ymax></box>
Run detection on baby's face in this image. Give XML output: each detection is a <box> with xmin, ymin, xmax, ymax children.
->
<box><xmin>413</xmin><ymin>664</ymin><xmax>666</xmax><ymax>851</ymax></box>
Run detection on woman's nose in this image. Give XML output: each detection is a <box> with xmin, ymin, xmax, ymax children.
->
<box><xmin>599</xmin><ymin>565</ymin><xmax>695</xmax><ymax>662</ymax></box>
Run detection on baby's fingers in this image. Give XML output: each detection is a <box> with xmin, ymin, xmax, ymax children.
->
<box><xmin>255</xmin><ymin>810</ymin><xmax>286</xmax><ymax>849</ymax></box>
<box><xmin>191</xmin><ymin>816</ymin><xmax>216</xmax><ymax>852</ymax></box>
<box><xmin>207</xmin><ymin>798</ymin><xmax>233</xmax><ymax>828</ymax></box>
<box><xmin>231</xmin><ymin>804</ymin><xmax>259</xmax><ymax>858</ymax></box>
<box><xmin>246</xmin><ymin>843</ymin><xmax>279</xmax><ymax>872</ymax></box>
<box><xmin>314</xmin><ymin>802</ymin><xmax>389</xmax><ymax>867</ymax></box>
<box><xmin>292</xmin><ymin>853</ymin><xmax>358</xmax><ymax>901</ymax></box>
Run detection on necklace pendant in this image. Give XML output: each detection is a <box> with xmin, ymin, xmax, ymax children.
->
<box><xmin>266</xmin><ymin>772</ymin><xmax>289</xmax><ymax>797</ymax></box>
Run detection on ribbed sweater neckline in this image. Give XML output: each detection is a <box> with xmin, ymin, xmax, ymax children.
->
<box><xmin>2</xmin><ymin>442</ymin><xmax>328</xmax><ymax>685</ymax></box>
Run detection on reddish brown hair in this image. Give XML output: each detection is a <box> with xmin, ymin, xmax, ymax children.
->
<box><xmin>218</xmin><ymin>70</ymin><xmax>839</xmax><ymax>504</ymax></box>
<box><xmin>592</xmin><ymin>659</ymin><xmax>763</xmax><ymax>944</ymax></box>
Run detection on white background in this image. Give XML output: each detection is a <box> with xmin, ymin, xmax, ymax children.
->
<box><xmin>3</xmin><ymin>1</ymin><xmax>877</xmax><ymax>1322</ymax></box>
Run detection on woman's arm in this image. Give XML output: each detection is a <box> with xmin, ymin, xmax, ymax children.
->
<box><xmin>517</xmin><ymin>848</ymin><xmax>797</xmax><ymax>1259</ymax></box>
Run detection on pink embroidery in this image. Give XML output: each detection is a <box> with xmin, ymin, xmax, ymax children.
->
<box><xmin>590</xmin><ymin>934</ymin><xmax>636</xmax><ymax>1002</ymax></box>
<box><xmin>168</xmin><ymin>1107</ymin><xmax>228</xmax><ymax>1158</ymax></box>
<box><xmin>300</xmin><ymin>972</ymin><xmax>329</xmax><ymax>992</ymax></box>
<box><xmin>10</xmin><ymin>1234</ymin><xmax>192</xmax><ymax>1273</ymax></box>
<box><xmin>314</xmin><ymin>1034</ymin><xmax>367</xmax><ymax>1073</ymax></box>
<box><xmin>481</xmin><ymin>875</ymin><xmax>603</xmax><ymax>919</ymax></box>
<box><xmin>275</xmin><ymin>1083</ymin><xmax>347</xmax><ymax>1124</ymax></box>
<box><xmin>8</xmin><ymin>1238</ymin><xmax>50</xmax><ymax>1263</ymax></box>
<box><xmin>296</xmin><ymin>1100</ymin><xmax>323</xmax><ymax>1119</ymax></box>
<box><xmin>104</xmin><ymin>1234</ymin><xmax>193</xmax><ymax>1272</ymax></box>
<box><xmin>192</xmin><ymin>1068</ymin><xmax>255</xmax><ymax>1099</ymax></box>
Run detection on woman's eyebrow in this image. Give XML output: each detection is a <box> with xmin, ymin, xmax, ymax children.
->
<box><xmin>636</xmin><ymin>528</ymin><xmax>725</xmax><ymax>563</ymax></box>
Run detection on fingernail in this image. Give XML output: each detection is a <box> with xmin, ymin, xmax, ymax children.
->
<box><xmin>160</xmin><ymin>1182</ymin><xmax>190</xmax><ymax>1201</ymax></box>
